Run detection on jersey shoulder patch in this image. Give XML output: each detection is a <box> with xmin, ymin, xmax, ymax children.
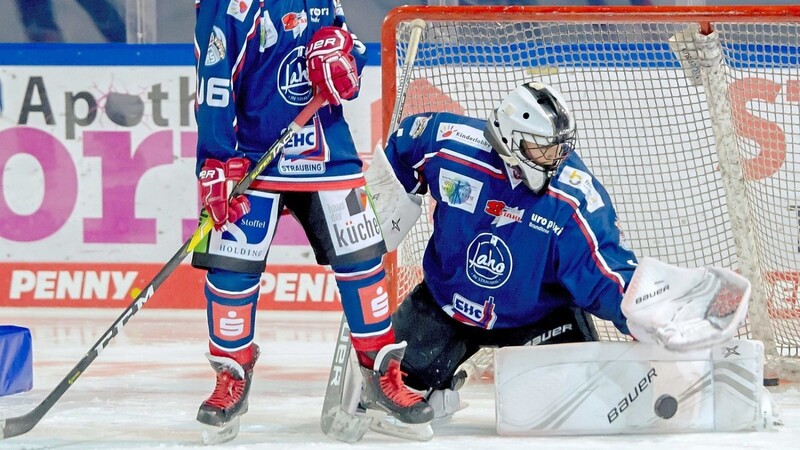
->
<box><xmin>554</xmin><ymin>164</ymin><xmax>606</xmax><ymax>213</ymax></box>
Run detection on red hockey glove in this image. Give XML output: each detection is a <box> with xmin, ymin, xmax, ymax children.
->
<box><xmin>198</xmin><ymin>157</ymin><xmax>251</xmax><ymax>232</ymax></box>
<box><xmin>306</xmin><ymin>26</ymin><xmax>359</xmax><ymax>106</ymax></box>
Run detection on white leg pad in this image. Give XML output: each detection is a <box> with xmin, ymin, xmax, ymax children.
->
<box><xmin>494</xmin><ymin>339</ymin><xmax>780</xmax><ymax>435</ymax></box>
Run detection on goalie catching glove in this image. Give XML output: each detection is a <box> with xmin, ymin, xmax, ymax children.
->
<box><xmin>199</xmin><ymin>157</ymin><xmax>251</xmax><ymax>232</ymax></box>
<box><xmin>621</xmin><ymin>257</ymin><xmax>750</xmax><ymax>352</ymax></box>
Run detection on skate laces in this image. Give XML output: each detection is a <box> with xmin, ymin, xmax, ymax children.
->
<box><xmin>380</xmin><ymin>360</ymin><xmax>424</xmax><ymax>407</ymax></box>
<box><xmin>205</xmin><ymin>370</ymin><xmax>246</xmax><ymax>409</ymax></box>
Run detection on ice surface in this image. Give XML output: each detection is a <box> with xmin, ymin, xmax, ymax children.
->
<box><xmin>0</xmin><ymin>308</ymin><xmax>797</xmax><ymax>450</ymax></box>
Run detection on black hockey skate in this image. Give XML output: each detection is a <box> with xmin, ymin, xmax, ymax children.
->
<box><xmin>197</xmin><ymin>343</ymin><xmax>259</xmax><ymax>444</ymax></box>
<box><xmin>359</xmin><ymin>342</ymin><xmax>434</xmax><ymax>440</ymax></box>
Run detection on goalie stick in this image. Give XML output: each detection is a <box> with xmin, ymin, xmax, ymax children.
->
<box><xmin>0</xmin><ymin>95</ymin><xmax>325</xmax><ymax>441</ymax></box>
<box><xmin>320</xmin><ymin>19</ymin><xmax>428</xmax><ymax>442</ymax></box>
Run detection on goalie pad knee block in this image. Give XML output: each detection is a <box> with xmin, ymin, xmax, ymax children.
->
<box><xmin>494</xmin><ymin>339</ymin><xmax>780</xmax><ymax>435</ymax></box>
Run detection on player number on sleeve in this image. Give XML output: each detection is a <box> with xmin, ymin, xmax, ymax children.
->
<box><xmin>198</xmin><ymin>77</ymin><xmax>231</xmax><ymax>107</ymax></box>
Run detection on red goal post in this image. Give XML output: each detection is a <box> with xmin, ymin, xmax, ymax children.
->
<box><xmin>380</xmin><ymin>5</ymin><xmax>800</xmax><ymax>380</ymax></box>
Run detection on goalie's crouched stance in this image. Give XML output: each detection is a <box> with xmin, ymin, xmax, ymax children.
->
<box><xmin>394</xmin><ymin>258</ymin><xmax>780</xmax><ymax>435</ymax></box>
<box><xmin>191</xmin><ymin>188</ymin><xmax>432</xmax><ymax>438</ymax></box>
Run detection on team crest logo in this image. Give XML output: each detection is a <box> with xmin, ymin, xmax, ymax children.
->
<box><xmin>409</xmin><ymin>115</ymin><xmax>431</xmax><ymax>139</ymax></box>
<box><xmin>205</xmin><ymin>26</ymin><xmax>226</xmax><ymax>66</ymax></box>
<box><xmin>466</xmin><ymin>233</ymin><xmax>512</xmax><ymax>288</ymax></box>
<box><xmin>277</xmin><ymin>46</ymin><xmax>312</xmax><ymax>105</ymax></box>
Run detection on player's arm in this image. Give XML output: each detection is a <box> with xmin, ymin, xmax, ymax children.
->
<box><xmin>194</xmin><ymin>0</ymin><xmax>259</xmax><ymax>230</ymax></box>
<box><xmin>554</xmin><ymin>175</ymin><xmax>750</xmax><ymax>351</ymax></box>
<box><xmin>552</xmin><ymin>188</ymin><xmax>636</xmax><ymax>335</ymax></box>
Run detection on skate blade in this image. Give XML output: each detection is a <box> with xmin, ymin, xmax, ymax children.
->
<box><xmin>432</xmin><ymin>400</ymin><xmax>470</xmax><ymax>427</ymax></box>
<box><xmin>321</xmin><ymin>406</ymin><xmax>373</xmax><ymax>443</ymax></box>
<box><xmin>201</xmin><ymin>416</ymin><xmax>240</xmax><ymax>446</ymax></box>
<box><xmin>367</xmin><ymin>412</ymin><xmax>433</xmax><ymax>442</ymax></box>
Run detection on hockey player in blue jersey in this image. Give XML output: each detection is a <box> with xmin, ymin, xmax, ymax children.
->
<box><xmin>191</xmin><ymin>0</ymin><xmax>432</xmax><ymax>440</ymax></box>
<box><xmin>372</xmin><ymin>81</ymin><xmax>751</xmax><ymax>426</ymax></box>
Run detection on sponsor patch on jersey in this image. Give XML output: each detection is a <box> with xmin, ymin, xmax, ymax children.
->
<box><xmin>259</xmin><ymin>10</ymin><xmax>278</xmax><ymax>51</ymax></box>
<box><xmin>439</xmin><ymin>168</ymin><xmax>482</xmax><ymax>213</ymax></box>
<box><xmin>484</xmin><ymin>200</ymin><xmax>524</xmax><ymax>227</ymax></box>
<box><xmin>282</xmin><ymin>11</ymin><xmax>308</xmax><ymax>38</ymax></box>
<box><xmin>466</xmin><ymin>233</ymin><xmax>512</xmax><ymax>289</ymax></box>
<box><xmin>281</xmin><ymin>118</ymin><xmax>326</xmax><ymax>160</ymax></box>
<box><xmin>334</xmin><ymin>0</ymin><xmax>344</xmax><ymax>16</ymax></box>
<box><xmin>358</xmin><ymin>280</ymin><xmax>390</xmax><ymax>325</ymax></box>
<box><xmin>277</xmin><ymin>46</ymin><xmax>312</xmax><ymax>105</ymax></box>
<box><xmin>443</xmin><ymin>293</ymin><xmax>497</xmax><ymax>329</ymax></box>
<box><xmin>409</xmin><ymin>115</ymin><xmax>431</xmax><ymax>139</ymax></box>
<box><xmin>616</xmin><ymin>219</ymin><xmax>633</xmax><ymax>251</ymax></box>
<box><xmin>504</xmin><ymin>163</ymin><xmax>525</xmax><ymax>189</ymax></box>
<box><xmin>226</xmin><ymin>0</ymin><xmax>252</xmax><ymax>22</ymax></box>
<box><xmin>204</xmin><ymin>26</ymin><xmax>226</xmax><ymax>66</ymax></box>
<box><xmin>322</xmin><ymin>188</ymin><xmax>383</xmax><ymax>256</ymax></box>
<box><xmin>309</xmin><ymin>7</ymin><xmax>329</xmax><ymax>23</ymax></box>
<box><xmin>436</xmin><ymin>123</ymin><xmax>492</xmax><ymax>151</ymax></box>
<box><xmin>278</xmin><ymin>119</ymin><xmax>328</xmax><ymax>174</ymax></box>
<box><xmin>558</xmin><ymin>165</ymin><xmax>605</xmax><ymax>212</ymax></box>
<box><xmin>528</xmin><ymin>212</ymin><xmax>563</xmax><ymax>235</ymax></box>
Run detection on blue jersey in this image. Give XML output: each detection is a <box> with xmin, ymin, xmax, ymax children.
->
<box><xmin>384</xmin><ymin>112</ymin><xmax>636</xmax><ymax>333</ymax></box>
<box><xmin>194</xmin><ymin>0</ymin><xmax>367</xmax><ymax>191</ymax></box>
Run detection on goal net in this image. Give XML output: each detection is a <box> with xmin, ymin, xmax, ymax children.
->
<box><xmin>381</xmin><ymin>5</ymin><xmax>800</xmax><ymax>381</ymax></box>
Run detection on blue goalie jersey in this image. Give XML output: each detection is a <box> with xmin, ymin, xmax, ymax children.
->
<box><xmin>194</xmin><ymin>0</ymin><xmax>367</xmax><ymax>191</ymax></box>
<box><xmin>384</xmin><ymin>112</ymin><xmax>638</xmax><ymax>334</ymax></box>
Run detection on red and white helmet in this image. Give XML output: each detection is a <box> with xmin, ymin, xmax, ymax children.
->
<box><xmin>484</xmin><ymin>82</ymin><xmax>576</xmax><ymax>192</ymax></box>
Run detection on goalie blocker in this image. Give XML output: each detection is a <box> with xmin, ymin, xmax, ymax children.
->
<box><xmin>494</xmin><ymin>339</ymin><xmax>781</xmax><ymax>435</ymax></box>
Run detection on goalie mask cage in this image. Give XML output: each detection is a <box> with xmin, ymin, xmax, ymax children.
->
<box><xmin>382</xmin><ymin>5</ymin><xmax>800</xmax><ymax>381</ymax></box>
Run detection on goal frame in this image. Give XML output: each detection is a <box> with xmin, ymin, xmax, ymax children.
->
<box><xmin>380</xmin><ymin>4</ymin><xmax>800</xmax><ymax>380</ymax></box>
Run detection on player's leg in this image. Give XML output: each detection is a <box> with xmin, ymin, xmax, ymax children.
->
<box><xmin>397</xmin><ymin>300</ymin><xmax>601</xmax><ymax>423</ymax></box>
<box><xmin>393</xmin><ymin>280</ymin><xmax>477</xmax><ymax>391</ymax></box>
<box><xmin>391</xmin><ymin>280</ymin><xmax>480</xmax><ymax>423</ymax></box>
<box><xmin>285</xmin><ymin>189</ymin><xmax>433</xmax><ymax>425</ymax></box>
<box><xmin>191</xmin><ymin>191</ymin><xmax>283</xmax><ymax>428</ymax></box>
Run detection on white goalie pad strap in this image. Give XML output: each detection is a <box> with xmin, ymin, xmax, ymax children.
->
<box><xmin>494</xmin><ymin>339</ymin><xmax>777</xmax><ymax>436</ymax></box>
<box><xmin>364</xmin><ymin>146</ymin><xmax>422</xmax><ymax>251</ymax></box>
<box><xmin>621</xmin><ymin>257</ymin><xmax>750</xmax><ymax>352</ymax></box>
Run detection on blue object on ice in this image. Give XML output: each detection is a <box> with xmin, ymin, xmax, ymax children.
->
<box><xmin>0</xmin><ymin>325</ymin><xmax>33</xmax><ymax>396</ymax></box>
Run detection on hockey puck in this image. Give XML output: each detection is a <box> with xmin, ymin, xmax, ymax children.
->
<box><xmin>654</xmin><ymin>394</ymin><xmax>678</xmax><ymax>419</ymax></box>
<box><xmin>763</xmin><ymin>378</ymin><xmax>779</xmax><ymax>387</ymax></box>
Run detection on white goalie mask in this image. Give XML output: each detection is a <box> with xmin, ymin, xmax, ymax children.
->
<box><xmin>484</xmin><ymin>82</ymin><xmax>576</xmax><ymax>193</ymax></box>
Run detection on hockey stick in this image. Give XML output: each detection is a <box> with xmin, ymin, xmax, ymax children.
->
<box><xmin>0</xmin><ymin>95</ymin><xmax>325</xmax><ymax>440</ymax></box>
<box><xmin>320</xmin><ymin>19</ymin><xmax>427</xmax><ymax>443</ymax></box>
